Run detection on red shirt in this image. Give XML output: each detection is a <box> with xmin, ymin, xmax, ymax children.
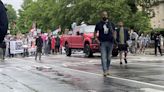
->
<box><xmin>51</xmin><ymin>37</ymin><xmax>55</xmax><ymax>49</ymax></box>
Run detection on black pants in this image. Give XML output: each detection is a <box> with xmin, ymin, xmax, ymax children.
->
<box><xmin>2</xmin><ymin>48</ymin><xmax>5</xmax><ymax>60</ymax></box>
<box><xmin>23</xmin><ymin>48</ymin><xmax>29</xmax><ymax>57</ymax></box>
<box><xmin>35</xmin><ymin>47</ymin><xmax>42</xmax><ymax>60</ymax></box>
<box><xmin>9</xmin><ymin>48</ymin><xmax>14</xmax><ymax>57</ymax></box>
<box><xmin>0</xmin><ymin>42</ymin><xmax>6</xmax><ymax>60</ymax></box>
<box><xmin>35</xmin><ymin>52</ymin><xmax>41</xmax><ymax>60</ymax></box>
<box><xmin>55</xmin><ymin>45</ymin><xmax>60</xmax><ymax>53</ymax></box>
<box><xmin>52</xmin><ymin>49</ymin><xmax>55</xmax><ymax>54</ymax></box>
<box><xmin>0</xmin><ymin>48</ymin><xmax>5</xmax><ymax>60</ymax></box>
<box><xmin>155</xmin><ymin>45</ymin><xmax>162</xmax><ymax>55</ymax></box>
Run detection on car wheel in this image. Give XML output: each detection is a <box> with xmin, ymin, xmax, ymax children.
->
<box><xmin>65</xmin><ymin>44</ymin><xmax>71</xmax><ymax>56</ymax></box>
<box><xmin>84</xmin><ymin>44</ymin><xmax>93</xmax><ymax>57</ymax></box>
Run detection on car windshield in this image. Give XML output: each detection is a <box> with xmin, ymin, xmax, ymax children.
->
<box><xmin>83</xmin><ymin>26</ymin><xmax>95</xmax><ymax>33</ymax></box>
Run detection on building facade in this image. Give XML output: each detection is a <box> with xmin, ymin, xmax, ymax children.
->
<box><xmin>151</xmin><ymin>0</ymin><xmax>164</xmax><ymax>29</ymax></box>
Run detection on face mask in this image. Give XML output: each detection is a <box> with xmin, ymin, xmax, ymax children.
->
<box><xmin>102</xmin><ymin>17</ymin><xmax>108</xmax><ymax>21</ymax></box>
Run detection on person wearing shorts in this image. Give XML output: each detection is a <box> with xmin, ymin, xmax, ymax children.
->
<box><xmin>116</xmin><ymin>21</ymin><xmax>129</xmax><ymax>65</ymax></box>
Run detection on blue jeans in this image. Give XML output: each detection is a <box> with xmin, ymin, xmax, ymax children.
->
<box><xmin>100</xmin><ymin>42</ymin><xmax>113</xmax><ymax>73</ymax></box>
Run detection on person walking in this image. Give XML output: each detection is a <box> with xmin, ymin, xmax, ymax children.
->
<box><xmin>0</xmin><ymin>1</ymin><xmax>8</xmax><ymax>62</ymax></box>
<box><xmin>154</xmin><ymin>33</ymin><xmax>162</xmax><ymax>56</ymax></box>
<box><xmin>94</xmin><ymin>11</ymin><xmax>116</xmax><ymax>77</ymax></box>
<box><xmin>116</xmin><ymin>21</ymin><xmax>129</xmax><ymax>65</ymax></box>
<box><xmin>22</xmin><ymin>35</ymin><xmax>29</xmax><ymax>57</ymax></box>
<box><xmin>35</xmin><ymin>34</ymin><xmax>43</xmax><ymax>61</ymax></box>
<box><xmin>160</xmin><ymin>34</ymin><xmax>164</xmax><ymax>49</ymax></box>
<box><xmin>130</xmin><ymin>28</ymin><xmax>138</xmax><ymax>54</ymax></box>
<box><xmin>47</xmin><ymin>36</ymin><xmax>51</xmax><ymax>54</ymax></box>
<box><xmin>51</xmin><ymin>36</ymin><xmax>55</xmax><ymax>54</ymax></box>
<box><xmin>138</xmin><ymin>33</ymin><xmax>146</xmax><ymax>54</ymax></box>
<box><xmin>41</xmin><ymin>33</ymin><xmax>46</xmax><ymax>55</ymax></box>
<box><xmin>145</xmin><ymin>34</ymin><xmax>151</xmax><ymax>48</ymax></box>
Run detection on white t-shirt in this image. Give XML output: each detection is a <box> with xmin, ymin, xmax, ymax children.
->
<box><xmin>130</xmin><ymin>32</ymin><xmax>138</xmax><ymax>41</ymax></box>
<box><xmin>139</xmin><ymin>36</ymin><xmax>145</xmax><ymax>44</ymax></box>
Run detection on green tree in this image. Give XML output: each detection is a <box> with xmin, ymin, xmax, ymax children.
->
<box><xmin>17</xmin><ymin>0</ymin><xmax>60</xmax><ymax>33</ymax></box>
<box><xmin>17</xmin><ymin>0</ymin><xmax>152</xmax><ymax>34</ymax></box>
<box><xmin>129</xmin><ymin>0</ymin><xmax>160</xmax><ymax>18</ymax></box>
<box><xmin>17</xmin><ymin>0</ymin><xmax>36</xmax><ymax>33</ymax></box>
<box><xmin>5</xmin><ymin>4</ymin><xmax>17</xmax><ymax>35</ymax></box>
<box><xmin>6</xmin><ymin>4</ymin><xmax>17</xmax><ymax>23</ymax></box>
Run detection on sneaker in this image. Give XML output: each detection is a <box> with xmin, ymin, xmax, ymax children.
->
<box><xmin>103</xmin><ymin>73</ymin><xmax>107</xmax><ymax>77</ymax></box>
<box><xmin>106</xmin><ymin>73</ymin><xmax>110</xmax><ymax>76</ymax></box>
<box><xmin>120</xmin><ymin>62</ymin><xmax>123</xmax><ymax>65</ymax></box>
<box><xmin>106</xmin><ymin>70</ymin><xmax>110</xmax><ymax>76</ymax></box>
<box><xmin>124</xmin><ymin>59</ymin><xmax>128</xmax><ymax>64</ymax></box>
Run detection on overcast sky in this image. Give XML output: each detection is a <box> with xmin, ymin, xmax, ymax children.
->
<box><xmin>1</xmin><ymin>0</ymin><xmax>23</xmax><ymax>12</ymax></box>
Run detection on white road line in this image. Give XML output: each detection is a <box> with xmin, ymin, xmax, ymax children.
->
<box><xmin>62</xmin><ymin>60</ymin><xmax>164</xmax><ymax>67</ymax></box>
<box><xmin>13</xmin><ymin>58</ymin><xmax>164</xmax><ymax>89</ymax></box>
<box><xmin>140</xmin><ymin>88</ymin><xmax>164</xmax><ymax>92</ymax></box>
<box><xmin>128</xmin><ymin>63</ymin><xmax>164</xmax><ymax>67</ymax></box>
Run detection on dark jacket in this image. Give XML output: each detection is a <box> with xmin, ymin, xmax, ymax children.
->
<box><xmin>36</xmin><ymin>36</ymin><xmax>43</xmax><ymax>48</ymax></box>
<box><xmin>0</xmin><ymin>1</ymin><xmax>8</xmax><ymax>43</ymax></box>
<box><xmin>116</xmin><ymin>27</ymin><xmax>129</xmax><ymax>44</ymax></box>
<box><xmin>95</xmin><ymin>21</ymin><xmax>115</xmax><ymax>43</ymax></box>
<box><xmin>154</xmin><ymin>34</ymin><xmax>160</xmax><ymax>46</ymax></box>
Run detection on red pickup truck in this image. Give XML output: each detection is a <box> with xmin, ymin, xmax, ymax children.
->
<box><xmin>61</xmin><ymin>25</ymin><xmax>118</xmax><ymax>57</ymax></box>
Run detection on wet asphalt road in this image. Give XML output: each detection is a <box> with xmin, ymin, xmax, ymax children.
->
<box><xmin>0</xmin><ymin>53</ymin><xmax>164</xmax><ymax>92</ymax></box>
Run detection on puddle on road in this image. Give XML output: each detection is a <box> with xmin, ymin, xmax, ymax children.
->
<box><xmin>34</xmin><ymin>66</ymin><xmax>78</xmax><ymax>81</ymax></box>
<box><xmin>55</xmin><ymin>72</ymin><xmax>64</xmax><ymax>76</ymax></box>
<box><xmin>87</xmin><ymin>90</ymin><xmax>97</xmax><ymax>92</ymax></box>
<box><xmin>35</xmin><ymin>66</ymin><xmax>54</xmax><ymax>72</ymax></box>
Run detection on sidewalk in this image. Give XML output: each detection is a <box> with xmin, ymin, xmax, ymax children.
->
<box><xmin>144</xmin><ymin>48</ymin><xmax>154</xmax><ymax>55</ymax></box>
<box><xmin>138</xmin><ymin>48</ymin><xmax>164</xmax><ymax>55</ymax></box>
